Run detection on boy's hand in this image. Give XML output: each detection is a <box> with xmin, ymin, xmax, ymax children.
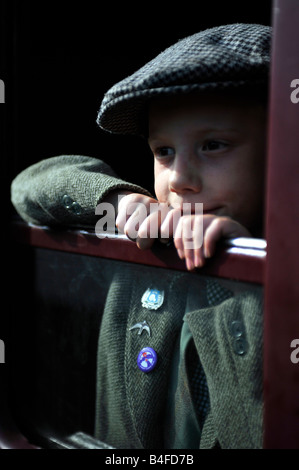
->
<box><xmin>116</xmin><ymin>194</ymin><xmax>250</xmax><ymax>271</ymax></box>
<box><xmin>161</xmin><ymin>210</ymin><xmax>250</xmax><ymax>271</ymax></box>
<box><xmin>116</xmin><ymin>193</ymin><xmax>167</xmax><ymax>249</ymax></box>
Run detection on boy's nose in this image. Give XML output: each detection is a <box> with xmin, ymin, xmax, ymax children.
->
<box><xmin>169</xmin><ymin>156</ymin><xmax>202</xmax><ymax>194</ymax></box>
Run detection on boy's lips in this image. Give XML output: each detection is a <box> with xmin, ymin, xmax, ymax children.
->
<box><xmin>169</xmin><ymin>202</ymin><xmax>223</xmax><ymax>215</ymax></box>
<box><xmin>203</xmin><ymin>206</ymin><xmax>222</xmax><ymax>215</ymax></box>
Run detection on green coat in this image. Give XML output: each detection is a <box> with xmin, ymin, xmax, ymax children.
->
<box><xmin>11</xmin><ymin>155</ymin><xmax>264</xmax><ymax>449</ymax></box>
<box><xmin>95</xmin><ymin>265</ymin><xmax>263</xmax><ymax>449</ymax></box>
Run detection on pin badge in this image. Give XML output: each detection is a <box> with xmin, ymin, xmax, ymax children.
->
<box><xmin>141</xmin><ymin>288</ymin><xmax>164</xmax><ymax>311</ymax></box>
<box><xmin>129</xmin><ymin>320</ymin><xmax>151</xmax><ymax>337</ymax></box>
<box><xmin>137</xmin><ymin>347</ymin><xmax>157</xmax><ymax>373</ymax></box>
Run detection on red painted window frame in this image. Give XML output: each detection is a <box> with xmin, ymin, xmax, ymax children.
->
<box><xmin>263</xmin><ymin>0</ymin><xmax>299</xmax><ymax>449</ymax></box>
<box><xmin>11</xmin><ymin>219</ymin><xmax>266</xmax><ymax>284</ymax></box>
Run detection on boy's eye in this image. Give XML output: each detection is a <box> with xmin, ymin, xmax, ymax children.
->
<box><xmin>154</xmin><ymin>147</ymin><xmax>175</xmax><ymax>158</ymax></box>
<box><xmin>202</xmin><ymin>140</ymin><xmax>227</xmax><ymax>152</ymax></box>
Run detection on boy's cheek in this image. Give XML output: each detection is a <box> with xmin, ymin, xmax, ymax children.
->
<box><xmin>154</xmin><ymin>179</ymin><xmax>170</xmax><ymax>204</ymax></box>
<box><xmin>154</xmin><ymin>163</ymin><xmax>172</xmax><ymax>193</ymax></box>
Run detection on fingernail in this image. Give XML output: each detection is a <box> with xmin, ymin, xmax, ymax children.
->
<box><xmin>194</xmin><ymin>255</ymin><xmax>202</xmax><ymax>267</ymax></box>
<box><xmin>186</xmin><ymin>259</ymin><xmax>194</xmax><ymax>271</ymax></box>
<box><xmin>204</xmin><ymin>246</ymin><xmax>211</xmax><ymax>258</ymax></box>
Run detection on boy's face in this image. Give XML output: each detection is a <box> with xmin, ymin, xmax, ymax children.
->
<box><xmin>148</xmin><ymin>92</ymin><xmax>267</xmax><ymax>236</ymax></box>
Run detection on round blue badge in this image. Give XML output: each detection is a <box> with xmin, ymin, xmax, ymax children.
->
<box><xmin>137</xmin><ymin>347</ymin><xmax>158</xmax><ymax>373</ymax></box>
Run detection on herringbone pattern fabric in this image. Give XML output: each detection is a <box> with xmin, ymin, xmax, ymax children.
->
<box><xmin>97</xmin><ymin>24</ymin><xmax>271</xmax><ymax>136</ymax></box>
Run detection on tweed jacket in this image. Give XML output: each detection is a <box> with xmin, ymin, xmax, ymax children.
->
<box><xmin>11</xmin><ymin>155</ymin><xmax>152</xmax><ymax>227</ymax></box>
<box><xmin>95</xmin><ymin>266</ymin><xmax>263</xmax><ymax>449</ymax></box>
<box><xmin>11</xmin><ymin>155</ymin><xmax>264</xmax><ymax>449</ymax></box>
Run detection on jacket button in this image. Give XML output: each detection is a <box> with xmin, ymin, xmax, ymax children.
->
<box><xmin>233</xmin><ymin>337</ymin><xmax>248</xmax><ymax>355</ymax></box>
<box><xmin>71</xmin><ymin>202</ymin><xmax>82</xmax><ymax>215</ymax></box>
<box><xmin>137</xmin><ymin>347</ymin><xmax>157</xmax><ymax>373</ymax></box>
<box><xmin>62</xmin><ymin>195</ymin><xmax>82</xmax><ymax>215</ymax></box>
<box><xmin>62</xmin><ymin>194</ymin><xmax>73</xmax><ymax>208</ymax></box>
<box><xmin>231</xmin><ymin>320</ymin><xmax>244</xmax><ymax>337</ymax></box>
<box><xmin>230</xmin><ymin>321</ymin><xmax>248</xmax><ymax>355</ymax></box>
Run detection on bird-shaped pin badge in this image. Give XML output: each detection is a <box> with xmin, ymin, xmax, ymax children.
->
<box><xmin>129</xmin><ymin>320</ymin><xmax>151</xmax><ymax>337</ymax></box>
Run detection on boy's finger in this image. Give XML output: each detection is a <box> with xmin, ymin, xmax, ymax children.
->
<box><xmin>194</xmin><ymin>247</ymin><xmax>205</xmax><ymax>268</ymax></box>
<box><xmin>184</xmin><ymin>249</ymin><xmax>195</xmax><ymax>271</ymax></box>
<box><xmin>122</xmin><ymin>206</ymin><xmax>146</xmax><ymax>240</ymax></box>
<box><xmin>116</xmin><ymin>195</ymin><xmax>154</xmax><ymax>232</ymax></box>
<box><xmin>137</xmin><ymin>211</ymin><xmax>161</xmax><ymax>242</ymax></box>
<box><xmin>116</xmin><ymin>200</ymin><xmax>137</xmax><ymax>231</ymax></box>
<box><xmin>160</xmin><ymin>207</ymin><xmax>180</xmax><ymax>239</ymax></box>
<box><xmin>135</xmin><ymin>207</ymin><xmax>168</xmax><ymax>249</ymax></box>
<box><xmin>191</xmin><ymin>217</ymin><xmax>205</xmax><ymax>267</ymax></box>
<box><xmin>182</xmin><ymin>220</ymin><xmax>196</xmax><ymax>270</ymax></box>
<box><xmin>174</xmin><ymin>217</ymin><xmax>194</xmax><ymax>270</ymax></box>
<box><xmin>203</xmin><ymin>217</ymin><xmax>250</xmax><ymax>258</ymax></box>
<box><xmin>115</xmin><ymin>208</ymin><xmax>129</xmax><ymax>233</ymax></box>
<box><xmin>136</xmin><ymin>236</ymin><xmax>155</xmax><ymax>250</ymax></box>
<box><xmin>203</xmin><ymin>221</ymin><xmax>221</xmax><ymax>259</ymax></box>
<box><xmin>118</xmin><ymin>201</ymin><xmax>149</xmax><ymax>236</ymax></box>
<box><xmin>173</xmin><ymin>218</ymin><xmax>184</xmax><ymax>258</ymax></box>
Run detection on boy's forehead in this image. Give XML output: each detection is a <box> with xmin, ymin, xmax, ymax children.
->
<box><xmin>149</xmin><ymin>90</ymin><xmax>259</xmax><ymax>111</ymax></box>
<box><xmin>150</xmin><ymin>92</ymin><xmax>226</xmax><ymax>111</ymax></box>
<box><xmin>148</xmin><ymin>92</ymin><xmax>264</xmax><ymax>136</ymax></box>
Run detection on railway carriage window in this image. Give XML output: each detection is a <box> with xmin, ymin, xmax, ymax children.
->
<box><xmin>9</xmin><ymin>223</ymin><xmax>265</xmax><ymax>449</ymax></box>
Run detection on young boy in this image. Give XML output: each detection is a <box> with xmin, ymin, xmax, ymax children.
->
<box><xmin>11</xmin><ymin>23</ymin><xmax>270</xmax><ymax>271</ymax></box>
<box><xmin>112</xmin><ymin>90</ymin><xmax>266</xmax><ymax>271</ymax></box>
<box><xmin>11</xmin><ymin>23</ymin><xmax>271</xmax><ymax>448</ymax></box>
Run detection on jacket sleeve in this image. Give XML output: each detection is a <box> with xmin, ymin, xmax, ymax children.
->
<box><xmin>11</xmin><ymin>154</ymin><xmax>153</xmax><ymax>227</ymax></box>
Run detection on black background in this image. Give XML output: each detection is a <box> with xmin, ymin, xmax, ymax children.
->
<box><xmin>0</xmin><ymin>0</ymin><xmax>273</xmax><ymax>446</ymax></box>
<box><xmin>2</xmin><ymin>0</ymin><xmax>272</xmax><ymax>197</ymax></box>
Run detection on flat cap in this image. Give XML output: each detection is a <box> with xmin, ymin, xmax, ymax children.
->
<box><xmin>97</xmin><ymin>23</ymin><xmax>271</xmax><ymax>137</ymax></box>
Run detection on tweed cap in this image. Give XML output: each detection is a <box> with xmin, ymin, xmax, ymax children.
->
<box><xmin>97</xmin><ymin>23</ymin><xmax>271</xmax><ymax>137</ymax></box>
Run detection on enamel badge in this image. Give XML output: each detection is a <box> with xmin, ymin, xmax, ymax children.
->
<box><xmin>129</xmin><ymin>320</ymin><xmax>151</xmax><ymax>337</ymax></box>
<box><xmin>141</xmin><ymin>288</ymin><xmax>164</xmax><ymax>310</ymax></box>
<box><xmin>137</xmin><ymin>347</ymin><xmax>158</xmax><ymax>373</ymax></box>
